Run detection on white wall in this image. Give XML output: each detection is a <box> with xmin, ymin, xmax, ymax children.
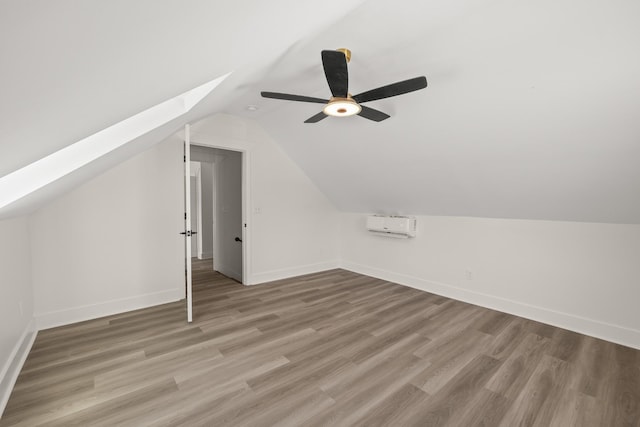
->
<box><xmin>0</xmin><ymin>216</ymin><xmax>35</xmax><ymax>415</ymax></box>
<box><xmin>23</xmin><ymin>112</ymin><xmax>341</xmax><ymax>330</ymax></box>
<box><xmin>340</xmin><ymin>213</ymin><xmax>640</xmax><ymax>349</ymax></box>
<box><xmin>199</xmin><ymin>162</ymin><xmax>214</xmax><ymax>260</ymax></box>
<box><xmin>214</xmin><ymin>150</ymin><xmax>243</xmax><ymax>281</ymax></box>
<box><xmin>190</xmin><ymin>114</ymin><xmax>340</xmax><ymax>284</ymax></box>
<box><xmin>30</xmin><ymin>137</ymin><xmax>185</xmax><ymax>329</ymax></box>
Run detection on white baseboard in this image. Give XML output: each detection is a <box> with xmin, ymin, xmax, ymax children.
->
<box><xmin>198</xmin><ymin>252</ymin><xmax>213</xmax><ymax>260</ymax></box>
<box><xmin>341</xmin><ymin>261</ymin><xmax>640</xmax><ymax>350</ymax></box>
<box><xmin>35</xmin><ymin>288</ymin><xmax>184</xmax><ymax>330</ymax></box>
<box><xmin>0</xmin><ymin>318</ymin><xmax>37</xmax><ymax>417</ymax></box>
<box><xmin>250</xmin><ymin>260</ymin><xmax>341</xmax><ymax>285</ymax></box>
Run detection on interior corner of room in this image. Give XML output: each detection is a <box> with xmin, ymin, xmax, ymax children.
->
<box><xmin>1</xmin><ymin>0</ymin><xmax>640</xmax><ymax>422</ymax></box>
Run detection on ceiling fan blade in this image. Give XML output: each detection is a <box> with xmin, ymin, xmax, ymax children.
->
<box><xmin>358</xmin><ymin>105</ymin><xmax>390</xmax><ymax>122</ymax></box>
<box><xmin>321</xmin><ymin>50</ymin><xmax>349</xmax><ymax>97</ymax></box>
<box><xmin>261</xmin><ymin>92</ymin><xmax>328</xmax><ymax>104</ymax></box>
<box><xmin>304</xmin><ymin>111</ymin><xmax>328</xmax><ymax>123</ymax></box>
<box><xmin>353</xmin><ymin>76</ymin><xmax>427</xmax><ymax>103</ymax></box>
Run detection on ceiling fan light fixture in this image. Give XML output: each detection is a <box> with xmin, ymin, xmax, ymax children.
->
<box><xmin>323</xmin><ymin>97</ymin><xmax>361</xmax><ymax>117</ymax></box>
<box><xmin>261</xmin><ymin>49</ymin><xmax>427</xmax><ymax>123</ymax></box>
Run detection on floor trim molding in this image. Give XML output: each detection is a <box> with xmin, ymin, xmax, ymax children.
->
<box><xmin>341</xmin><ymin>261</ymin><xmax>640</xmax><ymax>350</ymax></box>
<box><xmin>250</xmin><ymin>260</ymin><xmax>341</xmax><ymax>285</ymax></box>
<box><xmin>35</xmin><ymin>288</ymin><xmax>183</xmax><ymax>330</ymax></box>
<box><xmin>0</xmin><ymin>318</ymin><xmax>37</xmax><ymax>417</ymax></box>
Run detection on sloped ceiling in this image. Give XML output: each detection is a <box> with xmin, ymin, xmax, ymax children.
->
<box><xmin>2</xmin><ymin>0</ymin><xmax>639</xmax><ymax>223</ymax></box>
<box><xmin>233</xmin><ymin>0</ymin><xmax>640</xmax><ymax>224</ymax></box>
<box><xmin>0</xmin><ymin>0</ymin><xmax>364</xmax><ymax>218</ymax></box>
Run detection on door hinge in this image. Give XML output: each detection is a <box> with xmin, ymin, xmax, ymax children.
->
<box><xmin>183</xmin><ymin>155</ymin><xmax>186</xmax><ymax>162</ymax></box>
<box><xmin>185</xmin><ymin>213</ymin><xmax>187</xmax><ymax>220</ymax></box>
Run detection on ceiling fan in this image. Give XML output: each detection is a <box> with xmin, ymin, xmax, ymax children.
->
<box><xmin>261</xmin><ymin>48</ymin><xmax>427</xmax><ymax>123</ymax></box>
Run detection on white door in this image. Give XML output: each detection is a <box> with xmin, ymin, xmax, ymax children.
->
<box><xmin>183</xmin><ymin>125</ymin><xmax>193</xmax><ymax>322</ymax></box>
<box><xmin>213</xmin><ymin>150</ymin><xmax>243</xmax><ymax>282</ymax></box>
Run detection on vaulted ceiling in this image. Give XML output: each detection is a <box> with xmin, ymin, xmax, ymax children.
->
<box><xmin>2</xmin><ymin>0</ymin><xmax>639</xmax><ymax>223</ymax></box>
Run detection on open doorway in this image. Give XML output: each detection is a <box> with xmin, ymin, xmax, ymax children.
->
<box><xmin>189</xmin><ymin>145</ymin><xmax>243</xmax><ymax>283</ymax></box>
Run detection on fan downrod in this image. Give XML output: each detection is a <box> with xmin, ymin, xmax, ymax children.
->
<box><xmin>336</xmin><ymin>48</ymin><xmax>351</xmax><ymax>63</ymax></box>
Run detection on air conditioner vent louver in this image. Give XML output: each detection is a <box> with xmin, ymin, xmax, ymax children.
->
<box><xmin>366</xmin><ymin>215</ymin><xmax>416</xmax><ymax>238</ymax></box>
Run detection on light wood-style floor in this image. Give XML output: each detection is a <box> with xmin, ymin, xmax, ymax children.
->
<box><xmin>2</xmin><ymin>259</ymin><xmax>639</xmax><ymax>426</ymax></box>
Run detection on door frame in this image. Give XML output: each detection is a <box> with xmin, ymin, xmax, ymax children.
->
<box><xmin>189</xmin><ymin>142</ymin><xmax>250</xmax><ymax>286</ymax></box>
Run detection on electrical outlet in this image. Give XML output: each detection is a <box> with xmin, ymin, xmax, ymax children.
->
<box><xmin>465</xmin><ymin>270</ymin><xmax>473</xmax><ymax>280</ymax></box>
<box><xmin>254</xmin><ymin>207</ymin><xmax>262</xmax><ymax>214</ymax></box>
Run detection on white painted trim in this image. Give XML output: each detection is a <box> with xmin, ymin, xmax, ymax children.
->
<box><xmin>241</xmin><ymin>150</ymin><xmax>250</xmax><ymax>286</ymax></box>
<box><xmin>250</xmin><ymin>260</ymin><xmax>341</xmax><ymax>285</ymax></box>
<box><xmin>340</xmin><ymin>261</ymin><xmax>640</xmax><ymax>350</ymax></box>
<box><xmin>0</xmin><ymin>318</ymin><xmax>37</xmax><ymax>417</ymax></box>
<box><xmin>188</xmin><ymin>141</ymin><xmax>250</xmax><ymax>286</ymax></box>
<box><xmin>185</xmin><ymin>124</ymin><xmax>193</xmax><ymax>323</ymax></box>
<box><xmin>35</xmin><ymin>288</ymin><xmax>183</xmax><ymax>330</ymax></box>
<box><xmin>198</xmin><ymin>252</ymin><xmax>213</xmax><ymax>260</ymax></box>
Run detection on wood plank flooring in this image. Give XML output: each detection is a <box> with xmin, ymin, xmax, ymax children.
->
<box><xmin>2</xmin><ymin>259</ymin><xmax>639</xmax><ymax>426</ymax></box>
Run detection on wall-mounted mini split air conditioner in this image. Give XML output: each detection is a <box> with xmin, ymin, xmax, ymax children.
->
<box><xmin>366</xmin><ymin>215</ymin><xmax>417</xmax><ymax>238</ymax></box>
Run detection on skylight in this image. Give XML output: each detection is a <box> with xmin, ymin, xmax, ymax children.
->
<box><xmin>0</xmin><ymin>72</ymin><xmax>231</xmax><ymax>210</ymax></box>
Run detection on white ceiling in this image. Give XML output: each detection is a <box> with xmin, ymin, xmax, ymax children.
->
<box><xmin>0</xmin><ymin>0</ymin><xmax>365</xmax><ymax>218</ymax></box>
<box><xmin>2</xmin><ymin>0</ymin><xmax>639</xmax><ymax>223</ymax></box>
